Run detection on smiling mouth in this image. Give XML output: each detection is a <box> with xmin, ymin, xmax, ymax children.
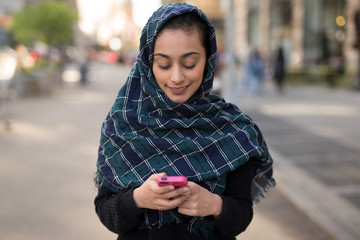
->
<box><xmin>170</xmin><ymin>86</ymin><xmax>187</xmax><ymax>91</ymax></box>
<box><xmin>168</xmin><ymin>85</ymin><xmax>189</xmax><ymax>93</ymax></box>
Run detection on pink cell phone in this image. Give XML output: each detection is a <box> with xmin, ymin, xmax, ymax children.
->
<box><xmin>156</xmin><ymin>176</ymin><xmax>188</xmax><ymax>187</ymax></box>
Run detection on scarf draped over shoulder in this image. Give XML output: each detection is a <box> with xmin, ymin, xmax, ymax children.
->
<box><xmin>96</xmin><ymin>3</ymin><xmax>275</xmax><ymax>236</ymax></box>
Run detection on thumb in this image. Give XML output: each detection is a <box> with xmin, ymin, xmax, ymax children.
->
<box><xmin>148</xmin><ymin>172</ymin><xmax>167</xmax><ymax>181</ymax></box>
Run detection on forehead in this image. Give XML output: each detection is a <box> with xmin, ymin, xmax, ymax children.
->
<box><xmin>154</xmin><ymin>29</ymin><xmax>204</xmax><ymax>54</ymax></box>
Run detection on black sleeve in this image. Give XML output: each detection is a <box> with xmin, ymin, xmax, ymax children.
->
<box><xmin>94</xmin><ymin>186</ymin><xmax>145</xmax><ymax>234</ymax></box>
<box><xmin>212</xmin><ymin>159</ymin><xmax>254</xmax><ymax>237</ymax></box>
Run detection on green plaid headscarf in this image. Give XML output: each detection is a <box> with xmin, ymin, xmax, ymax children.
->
<box><xmin>96</xmin><ymin>3</ymin><xmax>275</xmax><ymax>237</ymax></box>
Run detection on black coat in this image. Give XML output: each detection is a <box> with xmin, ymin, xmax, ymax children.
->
<box><xmin>94</xmin><ymin>160</ymin><xmax>254</xmax><ymax>240</ymax></box>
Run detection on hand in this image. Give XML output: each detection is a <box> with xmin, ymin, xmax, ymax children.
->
<box><xmin>133</xmin><ymin>173</ymin><xmax>190</xmax><ymax>210</ymax></box>
<box><xmin>177</xmin><ymin>182</ymin><xmax>223</xmax><ymax>218</ymax></box>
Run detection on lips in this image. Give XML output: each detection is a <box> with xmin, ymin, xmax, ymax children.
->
<box><xmin>168</xmin><ymin>85</ymin><xmax>189</xmax><ymax>94</ymax></box>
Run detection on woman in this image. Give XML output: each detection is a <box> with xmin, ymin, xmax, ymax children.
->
<box><xmin>95</xmin><ymin>3</ymin><xmax>275</xmax><ymax>240</ymax></box>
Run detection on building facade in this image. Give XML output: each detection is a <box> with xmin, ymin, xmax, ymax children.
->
<box><xmin>161</xmin><ymin>0</ymin><xmax>226</xmax><ymax>47</ymax></box>
<box><xmin>75</xmin><ymin>0</ymin><xmax>137</xmax><ymax>50</ymax></box>
<box><xmin>234</xmin><ymin>0</ymin><xmax>359</xmax><ymax>72</ymax></box>
<box><xmin>162</xmin><ymin>0</ymin><xmax>359</xmax><ymax>77</ymax></box>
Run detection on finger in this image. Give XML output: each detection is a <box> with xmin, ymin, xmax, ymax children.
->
<box><xmin>154</xmin><ymin>198</ymin><xmax>176</xmax><ymax>210</ymax></box>
<box><xmin>148</xmin><ymin>172</ymin><xmax>167</xmax><ymax>181</ymax></box>
<box><xmin>156</xmin><ymin>185</ymin><xmax>175</xmax><ymax>194</ymax></box>
<box><xmin>178</xmin><ymin>186</ymin><xmax>190</xmax><ymax>195</ymax></box>
<box><xmin>177</xmin><ymin>197</ymin><xmax>193</xmax><ymax>208</ymax></box>
<box><xmin>148</xmin><ymin>173</ymin><xmax>172</xmax><ymax>193</ymax></box>
<box><xmin>157</xmin><ymin>195</ymin><xmax>189</xmax><ymax>210</ymax></box>
<box><xmin>187</xmin><ymin>181</ymin><xmax>199</xmax><ymax>189</ymax></box>
<box><xmin>178</xmin><ymin>206</ymin><xmax>197</xmax><ymax>216</ymax></box>
<box><xmin>158</xmin><ymin>186</ymin><xmax>189</xmax><ymax>198</ymax></box>
<box><xmin>173</xmin><ymin>186</ymin><xmax>191</xmax><ymax>196</ymax></box>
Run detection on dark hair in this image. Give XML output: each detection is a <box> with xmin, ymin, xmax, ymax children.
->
<box><xmin>157</xmin><ymin>12</ymin><xmax>211</xmax><ymax>59</ymax></box>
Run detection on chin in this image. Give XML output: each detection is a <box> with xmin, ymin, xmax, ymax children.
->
<box><xmin>170</xmin><ymin>97</ymin><xmax>188</xmax><ymax>103</ymax></box>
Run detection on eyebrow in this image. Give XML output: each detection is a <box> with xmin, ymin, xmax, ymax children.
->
<box><xmin>153</xmin><ymin>51</ymin><xmax>200</xmax><ymax>59</ymax></box>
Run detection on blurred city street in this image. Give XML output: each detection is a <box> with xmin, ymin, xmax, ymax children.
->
<box><xmin>238</xmin><ymin>81</ymin><xmax>360</xmax><ymax>240</ymax></box>
<box><xmin>1</xmin><ymin>62</ymin><xmax>360</xmax><ymax>240</ymax></box>
<box><xmin>1</xmin><ymin>0</ymin><xmax>360</xmax><ymax>239</ymax></box>
<box><xmin>0</xmin><ymin>62</ymin><xmax>123</xmax><ymax>240</ymax></box>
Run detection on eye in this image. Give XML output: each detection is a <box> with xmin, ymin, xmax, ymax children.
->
<box><xmin>158</xmin><ymin>64</ymin><xmax>171</xmax><ymax>70</ymax></box>
<box><xmin>184</xmin><ymin>64</ymin><xmax>195</xmax><ymax>69</ymax></box>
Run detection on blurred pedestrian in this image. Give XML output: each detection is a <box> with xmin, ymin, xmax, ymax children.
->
<box><xmin>0</xmin><ymin>46</ymin><xmax>17</xmax><ymax>130</ymax></box>
<box><xmin>94</xmin><ymin>3</ymin><xmax>275</xmax><ymax>240</ymax></box>
<box><xmin>247</xmin><ymin>48</ymin><xmax>265</xmax><ymax>94</ymax></box>
<box><xmin>273</xmin><ymin>46</ymin><xmax>286</xmax><ymax>93</ymax></box>
<box><xmin>250</xmin><ymin>49</ymin><xmax>265</xmax><ymax>93</ymax></box>
<box><xmin>238</xmin><ymin>46</ymin><xmax>252</xmax><ymax>94</ymax></box>
<box><xmin>79</xmin><ymin>59</ymin><xmax>89</xmax><ymax>85</ymax></box>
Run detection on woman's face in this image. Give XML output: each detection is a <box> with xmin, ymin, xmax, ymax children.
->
<box><xmin>152</xmin><ymin>29</ymin><xmax>207</xmax><ymax>103</ymax></box>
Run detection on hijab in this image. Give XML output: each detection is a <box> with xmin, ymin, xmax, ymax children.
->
<box><xmin>96</xmin><ymin>3</ymin><xmax>275</xmax><ymax>237</ymax></box>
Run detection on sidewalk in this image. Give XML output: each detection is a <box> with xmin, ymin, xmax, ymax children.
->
<box><xmin>236</xmin><ymin>85</ymin><xmax>360</xmax><ymax>240</ymax></box>
<box><xmin>1</xmin><ymin>63</ymin><xmax>359</xmax><ymax>239</ymax></box>
<box><xmin>0</xmin><ymin>63</ymin><xmax>123</xmax><ymax>240</ymax></box>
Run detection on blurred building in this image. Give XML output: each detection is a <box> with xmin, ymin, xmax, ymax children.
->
<box><xmin>161</xmin><ymin>0</ymin><xmax>226</xmax><ymax>48</ymax></box>
<box><xmin>75</xmin><ymin>0</ymin><xmax>138</xmax><ymax>51</ymax></box>
<box><xmin>162</xmin><ymin>0</ymin><xmax>359</xmax><ymax>81</ymax></box>
<box><xmin>0</xmin><ymin>0</ymin><xmax>22</xmax><ymax>46</ymax></box>
<box><xmin>0</xmin><ymin>0</ymin><xmax>139</xmax><ymax>52</ymax></box>
<box><xmin>0</xmin><ymin>0</ymin><xmax>23</xmax><ymax>13</ymax></box>
<box><xmin>3</xmin><ymin>0</ymin><xmax>358</xmax><ymax>76</ymax></box>
<box><xmin>234</xmin><ymin>0</ymin><xmax>358</xmax><ymax>73</ymax></box>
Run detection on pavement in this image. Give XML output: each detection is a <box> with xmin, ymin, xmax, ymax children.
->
<box><xmin>237</xmin><ymin>83</ymin><xmax>360</xmax><ymax>240</ymax></box>
<box><xmin>0</xmin><ymin>62</ymin><xmax>359</xmax><ymax>240</ymax></box>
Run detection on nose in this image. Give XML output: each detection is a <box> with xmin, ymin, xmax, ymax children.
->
<box><xmin>170</xmin><ymin>65</ymin><xmax>185</xmax><ymax>83</ymax></box>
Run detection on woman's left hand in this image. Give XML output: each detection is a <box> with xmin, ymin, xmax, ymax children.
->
<box><xmin>177</xmin><ymin>181</ymin><xmax>222</xmax><ymax>218</ymax></box>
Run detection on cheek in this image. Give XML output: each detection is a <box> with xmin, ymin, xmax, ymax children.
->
<box><xmin>152</xmin><ymin>67</ymin><xmax>166</xmax><ymax>86</ymax></box>
<box><xmin>190</xmin><ymin>65</ymin><xmax>205</xmax><ymax>85</ymax></box>
<box><xmin>191</xmin><ymin>72</ymin><xmax>203</xmax><ymax>87</ymax></box>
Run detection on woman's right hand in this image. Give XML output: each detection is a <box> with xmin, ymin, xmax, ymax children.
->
<box><xmin>133</xmin><ymin>173</ymin><xmax>190</xmax><ymax>210</ymax></box>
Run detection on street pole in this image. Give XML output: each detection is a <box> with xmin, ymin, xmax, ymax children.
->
<box><xmin>222</xmin><ymin>0</ymin><xmax>237</xmax><ymax>103</ymax></box>
<box><xmin>354</xmin><ymin>9</ymin><xmax>360</xmax><ymax>90</ymax></box>
<box><xmin>357</xmin><ymin>47</ymin><xmax>360</xmax><ymax>90</ymax></box>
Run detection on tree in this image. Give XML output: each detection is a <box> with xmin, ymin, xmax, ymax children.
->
<box><xmin>10</xmin><ymin>1</ymin><xmax>78</xmax><ymax>46</ymax></box>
